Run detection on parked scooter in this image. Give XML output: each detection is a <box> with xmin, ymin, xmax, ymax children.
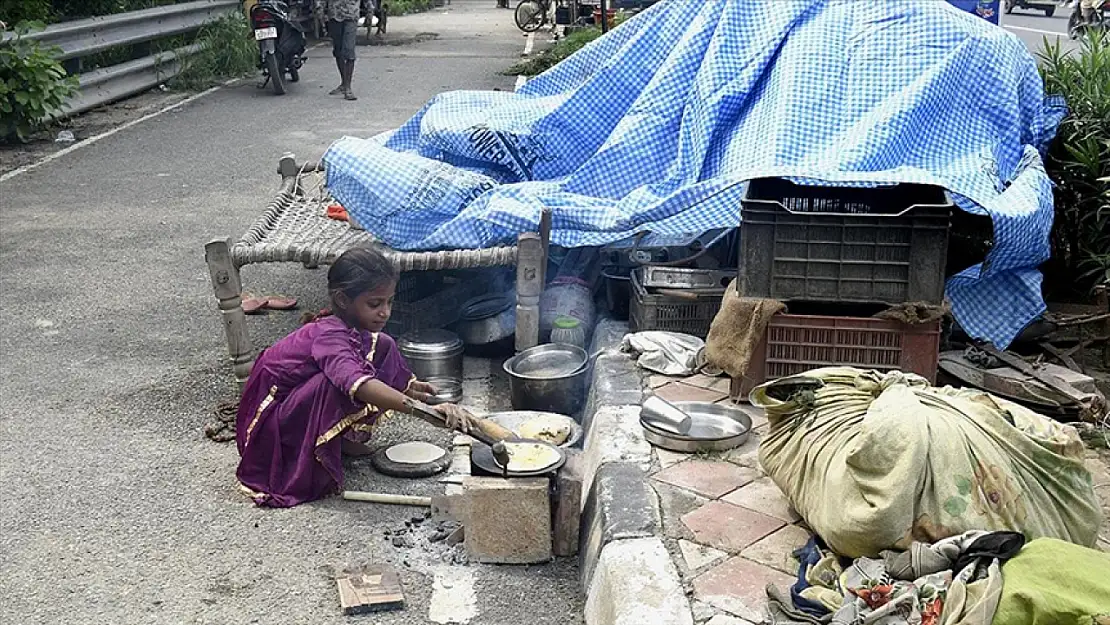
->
<box><xmin>250</xmin><ymin>0</ymin><xmax>307</xmax><ymax>95</ymax></box>
<box><xmin>1069</xmin><ymin>0</ymin><xmax>1107</xmax><ymax>38</ymax></box>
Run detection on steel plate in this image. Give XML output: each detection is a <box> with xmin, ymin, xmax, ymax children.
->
<box><xmin>640</xmin><ymin>401</ymin><xmax>751</xmax><ymax>452</ymax></box>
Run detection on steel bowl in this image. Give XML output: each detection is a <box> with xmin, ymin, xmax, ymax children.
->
<box><xmin>502</xmin><ymin>344</ymin><xmax>590</xmax><ymax>417</ymax></box>
<box><xmin>456</xmin><ymin>294</ymin><xmax>516</xmax><ymax>346</ymax></box>
<box><xmin>424</xmin><ymin>377</ymin><xmax>463</xmax><ymax>405</ymax></box>
<box><xmin>640</xmin><ymin>401</ymin><xmax>751</xmax><ymax>453</ymax></box>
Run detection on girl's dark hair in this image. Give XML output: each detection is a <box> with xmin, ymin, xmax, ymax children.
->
<box><xmin>328</xmin><ymin>245</ymin><xmax>398</xmax><ymax>300</ymax></box>
<box><xmin>301</xmin><ymin>246</ymin><xmax>398</xmax><ymax>324</ymax></box>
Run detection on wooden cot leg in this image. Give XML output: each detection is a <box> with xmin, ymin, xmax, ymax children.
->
<box><xmin>516</xmin><ymin>232</ymin><xmax>543</xmax><ymax>353</ymax></box>
<box><xmin>515</xmin><ymin>209</ymin><xmax>554</xmax><ymax>353</ymax></box>
<box><xmin>205</xmin><ymin>238</ymin><xmax>256</xmax><ymax>392</ymax></box>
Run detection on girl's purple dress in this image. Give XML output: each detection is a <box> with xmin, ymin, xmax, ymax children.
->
<box><xmin>235</xmin><ymin>315</ymin><xmax>415</xmax><ymax>508</ymax></box>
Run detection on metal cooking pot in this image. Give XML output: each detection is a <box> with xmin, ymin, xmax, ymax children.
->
<box><xmin>398</xmin><ymin>329</ymin><xmax>464</xmax><ymax>383</ymax></box>
<box><xmin>502</xmin><ymin>344</ymin><xmax>590</xmax><ymax>417</ymax></box>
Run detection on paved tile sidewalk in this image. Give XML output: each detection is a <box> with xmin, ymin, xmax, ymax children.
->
<box><xmin>648</xmin><ymin>374</ymin><xmax>810</xmax><ymax>625</ymax></box>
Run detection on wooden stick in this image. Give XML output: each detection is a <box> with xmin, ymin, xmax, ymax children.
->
<box><xmin>342</xmin><ymin>491</ymin><xmax>432</xmax><ymax>506</ymax></box>
<box><xmin>539</xmin><ymin>207</ymin><xmax>553</xmax><ymax>286</ymax></box>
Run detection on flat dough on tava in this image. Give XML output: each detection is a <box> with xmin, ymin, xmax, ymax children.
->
<box><xmin>517</xmin><ymin>417</ymin><xmax>571</xmax><ymax>446</ymax></box>
<box><xmin>502</xmin><ymin>442</ymin><xmax>562</xmax><ymax>472</ymax></box>
<box><xmin>384</xmin><ymin>441</ymin><xmax>447</xmax><ymax>465</ymax></box>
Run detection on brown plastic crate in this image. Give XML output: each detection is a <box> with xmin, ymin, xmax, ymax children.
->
<box><xmin>730</xmin><ymin>313</ymin><xmax>941</xmax><ymax>399</ymax></box>
<box><xmin>629</xmin><ymin>270</ymin><xmax>723</xmax><ymax>338</ymax></box>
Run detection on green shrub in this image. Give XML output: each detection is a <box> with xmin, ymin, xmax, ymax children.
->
<box><xmin>0</xmin><ymin>0</ymin><xmax>53</xmax><ymax>24</ymax></box>
<box><xmin>505</xmin><ymin>12</ymin><xmax>631</xmax><ymax>77</ymax></box>
<box><xmin>1039</xmin><ymin>31</ymin><xmax>1110</xmax><ymax>298</ymax></box>
<box><xmin>387</xmin><ymin>0</ymin><xmax>434</xmax><ymax>16</ymax></box>
<box><xmin>0</xmin><ymin>22</ymin><xmax>77</xmax><ymax>142</ymax></box>
<box><xmin>505</xmin><ymin>26</ymin><xmax>603</xmax><ymax>76</ymax></box>
<box><xmin>170</xmin><ymin>12</ymin><xmax>257</xmax><ymax>90</ymax></box>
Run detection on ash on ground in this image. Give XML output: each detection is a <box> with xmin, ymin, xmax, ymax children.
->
<box><xmin>381</xmin><ymin>509</ymin><xmax>468</xmax><ymax>572</ymax></box>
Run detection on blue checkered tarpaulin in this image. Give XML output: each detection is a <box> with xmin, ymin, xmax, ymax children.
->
<box><xmin>324</xmin><ymin>0</ymin><xmax>1065</xmax><ymax>348</ymax></box>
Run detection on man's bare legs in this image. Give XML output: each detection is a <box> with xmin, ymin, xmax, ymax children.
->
<box><xmin>343</xmin><ymin>59</ymin><xmax>357</xmax><ymax>100</ymax></box>
<box><xmin>330</xmin><ymin>58</ymin><xmax>345</xmax><ymax>95</ymax></box>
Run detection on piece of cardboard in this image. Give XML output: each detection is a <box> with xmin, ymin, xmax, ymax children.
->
<box><xmin>335</xmin><ymin>565</ymin><xmax>405</xmax><ymax>615</ymax></box>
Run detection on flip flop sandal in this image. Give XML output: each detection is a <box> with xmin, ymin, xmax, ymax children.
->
<box><xmin>242</xmin><ymin>297</ymin><xmax>268</xmax><ymax>315</ymax></box>
<box><xmin>263</xmin><ymin>297</ymin><xmax>298</xmax><ymax>311</ymax></box>
<box><xmin>326</xmin><ymin>203</ymin><xmax>349</xmax><ymax>221</ymax></box>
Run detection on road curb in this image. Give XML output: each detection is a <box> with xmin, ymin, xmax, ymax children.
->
<box><xmin>579</xmin><ymin>318</ymin><xmax>693</xmax><ymax>625</ymax></box>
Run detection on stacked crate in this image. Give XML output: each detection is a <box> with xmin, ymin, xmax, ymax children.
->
<box><xmin>731</xmin><ymin>178</ymin><xmax>952</xmax><ymax>398</ymax></box>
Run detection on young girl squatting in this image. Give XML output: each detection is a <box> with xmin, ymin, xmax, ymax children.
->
<box><xmin>235</xmin><ymin>246</ymin><xmax>477</xmax><ymax>507</ymax></box>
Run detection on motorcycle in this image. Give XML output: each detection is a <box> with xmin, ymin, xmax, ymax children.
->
<box><xmin>1069</xmin><ymin>0</ymin><xmax>1108</xmax><ymax>38</ymax></box>
<box><xmin>250</xmin><ymin>0</ymin><xmax>307</xmax><ymax>95</ymax></box>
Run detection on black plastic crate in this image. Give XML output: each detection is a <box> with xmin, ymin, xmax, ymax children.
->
<box><xmin>629</xmin><ymin>270</ymin><xmax>723</xmax><ymax>338</ymax></box>
<box><xmin>739</xmin><ymin>178</ymin><xmax>952</xmax><ymax>305</ymax></box>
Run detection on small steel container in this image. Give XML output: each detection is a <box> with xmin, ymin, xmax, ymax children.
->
<box><xmin>398</xmin><ymin>329</ymin><xmax>464</xmax><ymax>383</ymax></box>
<box><xmin>424</xmin><ymin>377</ymin><xmax>464</xmax><ymax>405</ymax></box>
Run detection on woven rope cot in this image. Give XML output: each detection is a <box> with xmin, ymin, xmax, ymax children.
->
<box><xmin>230</xmin><ymin>168</ymin><xmax>518</xmax><ymax>271</ymax></box>
<box><xmin>205</xmin><ymin>155</ymin><xmax>539</xmax><ymax>387</ymax></box>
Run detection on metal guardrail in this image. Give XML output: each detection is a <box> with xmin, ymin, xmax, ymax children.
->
<box><xmin>1</xmin><ymin>0</ymin><xmax>239</xmax><ymax>116</ymax></box>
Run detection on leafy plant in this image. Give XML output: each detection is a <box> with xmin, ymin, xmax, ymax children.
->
<box><xmin>1038</xmin><ymin>31</ymin><xmax>1110</xmax><ymax>299</ymax></box>
<box><xmin>505</xmin><ymin>26</ymin><xmax>603</xmax><ymax>76</ymax></box>
<box><xmin>387</xmin><ymin>0</ymin><xmax>434</xmax><ymax>16</ymax></box>
<box><xmin>0</xmin><ymin>22</ymin><xmax>78</xmax><ymax>142</ymax></box>
<box><xmin>0</xmin><ymin>0</ymin><xmax>53</xmax><ymax>24</ymax></box>
<box><xmin>170</xmin><ymin>13</ymin><xmax>257</xmax><ymax>91</ymax></box>
<box><xmin>504</xmin><ymin>12</ymin><xmax>631</xmax><ymax>77</ymax></box>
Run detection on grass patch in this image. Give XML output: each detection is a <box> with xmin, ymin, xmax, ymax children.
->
<box><xmin>169</xmin><ymin>13</ymin><xmax>258</xmax><ymax>91</ymax></box>
<box><xmin>387</xmin><ymin>0</ymin><xmax>435</xmax><ymax>16</ymax></box>
<box><xmin>504</xmin><ymin>26</ymin><xmax>603</xmax><ymax>77</ymax></box>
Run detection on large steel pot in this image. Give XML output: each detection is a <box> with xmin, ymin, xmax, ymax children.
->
<box><xmin>398</xmin><ymin>329</ymin><xmax>464</xmax><ymax>383</ymax></box>
<box><xmin>502</xmin><ymin>344</ymin><xmax>590</xmax><ymax>417</ymax></box>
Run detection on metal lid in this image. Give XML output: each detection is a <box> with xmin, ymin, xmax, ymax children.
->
<box><xmin>461</xmin><ymin>294</ymin><xmax>513</xmax><ymax>321</ymax></box>
<box><xmin>397</xmin><ymin>329</ymin><xmax>464</xmax><ymax>355</ymax></box>
<box><xmin>553</xmin><ymin>316</ymin><xmax>581</xmax><ymax>330</ymax></box>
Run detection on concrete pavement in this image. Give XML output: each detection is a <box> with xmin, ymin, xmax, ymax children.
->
<box><xmin>0</xmin><ymin>3</ymin><xmax>581</xmax><ymax>624</ymax></box>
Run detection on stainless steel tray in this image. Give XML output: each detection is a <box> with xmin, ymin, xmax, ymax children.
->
<box><xmin>640</xmin><ymin>401</ymin><xmax>751</xmax><ymax>453</ymax></box>
<box><xmin>638</xmin><ymin>267</ymin><xmax>736</xmax><ymax>290</ymax></box>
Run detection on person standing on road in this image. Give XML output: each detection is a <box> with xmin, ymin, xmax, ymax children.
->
<box><xmin>1080</xmin><ymin>0</ymin><xmax>1098</xmax><ymax>24</ymax></box>
<box><xmin>318</xmin><ymin>0</ymin><xmax>361</xmax><ymax>100</ymax></box>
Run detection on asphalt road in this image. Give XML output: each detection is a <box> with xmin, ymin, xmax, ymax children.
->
<box><xmin>1002</xmin><ymin>2</ymin><xmax>1081</xmax><ymax>54</ymax></box>
<box><xmin>0</xmin><ymin>3</ymin><xmax>1091</xmax><ymax>624</ymax></box>
<box><xmin>0</xmin><ymin>3</ymin><xmax>581</xmax><ymax>625</ymax></box>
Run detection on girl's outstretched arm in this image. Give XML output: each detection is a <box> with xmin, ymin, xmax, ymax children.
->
<box><xmin>352</xmin><ymin>378</ymin><xmax>413</xmax><ymax>414</ymax></box>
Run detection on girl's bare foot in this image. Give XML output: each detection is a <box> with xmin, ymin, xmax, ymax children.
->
<box><xmin>341</xmin><ymin>438</ymin><xmax>374</xmax><ymax>456</ymax></box>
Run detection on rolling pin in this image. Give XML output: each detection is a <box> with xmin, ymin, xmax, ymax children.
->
<box><xmin>342</xmin><ymin>491</ymin><xmax>432</xmax><ymax>506</ymax></box>
<box><xmin>406</xmin><ymin>400</ymin><xmax>517</xmax><ymax>446</ymax></box>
